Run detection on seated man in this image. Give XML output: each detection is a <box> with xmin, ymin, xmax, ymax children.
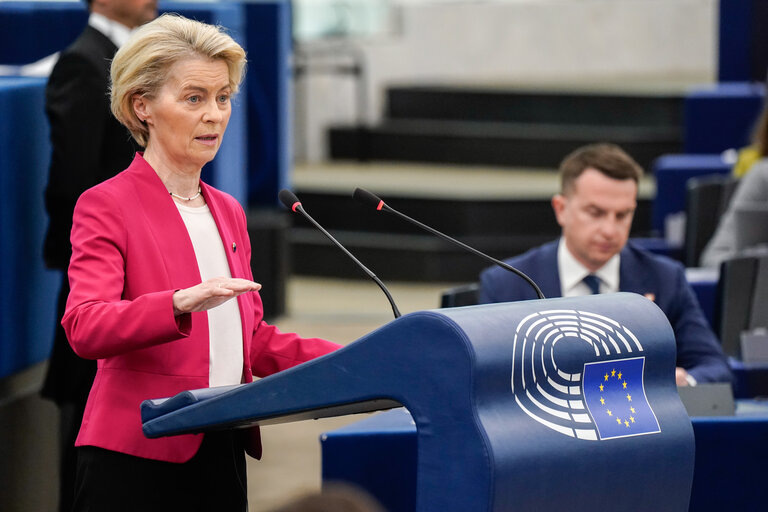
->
<box><xmin>479</xmin><ymin>143</ymin><xmax>731</xmax><ymax>386</ymax></box>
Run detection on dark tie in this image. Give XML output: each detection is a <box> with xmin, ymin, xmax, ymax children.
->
<box><xmin>582</xmin><ymin>274</ymin><xmax>601</xmax><ymax>295</ymax></box>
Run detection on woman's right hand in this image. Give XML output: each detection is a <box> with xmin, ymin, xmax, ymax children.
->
<box><xmin>172</xmin><ymin>277</ymin><xmax>261</xmax><ymax>316</ymax></box>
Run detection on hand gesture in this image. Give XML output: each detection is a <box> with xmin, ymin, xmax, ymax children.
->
<box><xmin>172</xmin><ymin>277</ymin><xmax>261</xmax><ymax>316</ymax></box>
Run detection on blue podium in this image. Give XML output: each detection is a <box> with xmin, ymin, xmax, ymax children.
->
<box><xmin>142</xmin><ymin>293</ymin><xmax>694</xmax><ymax>511</ymax></box>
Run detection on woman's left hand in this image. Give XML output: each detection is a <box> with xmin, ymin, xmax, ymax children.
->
<box><xmin>172</xmin><ymin>277</ymin><xmax>261</xmax><ymax>316</ymax></box>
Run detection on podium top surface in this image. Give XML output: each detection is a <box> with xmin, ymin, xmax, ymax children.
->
<box><xmin>142</xmin><ymin>293</ymin><xmax>677</xmax><ymax>436</ymax></box>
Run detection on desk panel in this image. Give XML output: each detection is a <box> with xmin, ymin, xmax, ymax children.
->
<box><xmin>323</xmin><ymin>403</ymin><xmax>768</xmax><ymax>512</ymax></box>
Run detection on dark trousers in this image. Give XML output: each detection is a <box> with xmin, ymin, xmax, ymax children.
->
<box><xmin>72</xmin><ymin>431</ymin><xmax>248</xmax><ymax>512</ymax></box>
<box><xmin>41</xmin><ymin>276</ymin><xmax>97</xmax><ymax>512</ymax></box>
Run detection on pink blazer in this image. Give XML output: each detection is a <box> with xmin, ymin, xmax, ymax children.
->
<box><xmin>63</xmin><ymin>154</ymin><xmax>340</xmax><ymax>463</ymax></box>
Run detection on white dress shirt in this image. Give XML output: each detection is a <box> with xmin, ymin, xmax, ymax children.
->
<box><xmin>88</xmin><ymin>12</ymin><xmax>135</xmax><ymax>48</ymax></box>
<box><xmin>557</xmin><ymin>238</ymin><xmax>620</xmax><ymax>297</ymax></box>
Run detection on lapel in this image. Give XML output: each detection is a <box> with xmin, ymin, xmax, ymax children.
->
<box><xmin>536</xmin><ymin>241</ymin><xmax>564</xmax><ymax>298</ymax></box>
<box><xmin>127</xmin><ymin>155</ymin><xmax>247</xmax><ymax>286</ymax></box>
<box><xmin>128</xmin><ymin>155</ymin><xmax>202</xmax><ymax>288</ymax></box>
<box><xmin>201</xmin><ymin>180</ymin><xmax>255</xmax><ymax>370</ymax></box>
<box><xmin>126</xmin><ymin>155</ymin><xmax>254</xmax><ymax>364</ymax></box>
<box><xmin>203</xmin><ymin>182</ymin><xmax>247</xmax><ymax>281</ymax></box>
<box><xmin>618</xmin><ymin>244</ymin><xmax>656</xmax><ymax>301</ymax></box>
<box><xmin>83</xmin><ymin>25</ymin><xmax>118</xmax><ymax>56</ymax></box>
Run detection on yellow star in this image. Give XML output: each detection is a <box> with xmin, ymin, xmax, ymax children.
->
<box><xmin>599</xmin><ymin>384</ymin><xmax>604</xmax><ymax>392</ymax></box>
<box><xmin>611</xmin><ymin>369</ymin><xmax>616</xmax><ymax>377</ymax></box>
<box><xmin>618</xmin><ymin>371</ymin><xmax>623</xmax><ymax>380</ymax></box>
<box><xmin>630</xmin><ymin>407</ymin><xmax>636</xmax><ymax>414</ymax></box>
<box><xmin>600</xmin><ymin>397</ymin><xmax>605</xmax><ymax>405</ymax></box>
<box><xmin>604</xmin><ymin>373</ymin><xmax>609</xmax><ymax>381</ymax></box>
<box><xmin>622</xmin><ymin>381</ymin><xmax>627</xmax><ymax>389</ymax></box>
<box><xmin>630</xmin><ymin>416</ymin><xmax>635</xmax><ymax>423</ymax></box>
<box><xmin>624</xmin><ymin>420</ymin><xmax>630</xmax><ymax>427</ymax></box>
<box><xmin>626</xmin><ymin>393</ymin><xmax>632</xmax><ymax>402</ymax></box>
<box><xmin>616</xmin><ymin>417</ymin><xmax>622</xmax><ymax>425</ymax></box>
<box><xmin>607</xmin><ymin>410</ymin><xmax>612</xmax><ymax>416</ymax></box>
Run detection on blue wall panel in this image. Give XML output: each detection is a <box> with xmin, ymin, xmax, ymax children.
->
<box><xmin>0</xmin><ymin>2</ymin><xmax>87</xmax><ymax>65</ymax></box>
<box><xmin>684</xmin><ymin>83</ymin><xmax>765</xmax><ymax>154</ymax></box>
<box><xmin>719</xmin><ymin>0</ymin><xmax>768</xmax><ymax>82</ymax></box>
<box><xmin>243</xmin><ymin>0</ymin><xmax>292</xmax><ymax>207</ymax></box>
<box><xmin>0</xmin><ymin>77</ymin><xmax>60</xmax><ymax>378</ymax></box>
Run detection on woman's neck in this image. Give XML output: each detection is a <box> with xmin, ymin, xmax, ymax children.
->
<box><xmin>142</xmin><ymin>146</ymin><xmax>205</xmax><ymax>206</ymax></box>
<box><xmin>143</xmin><ymin>146</ymin><xmax>202</xmax><ymax>199</ymax></box>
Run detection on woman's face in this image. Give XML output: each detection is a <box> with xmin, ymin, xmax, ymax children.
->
<box><xmin>136</xmin><ymin>56</ymin><xmax>232</xmax><ymax>173</ymax></box>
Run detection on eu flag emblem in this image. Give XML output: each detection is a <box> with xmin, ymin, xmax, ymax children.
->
<box><xmin>582</xmin><ymin>357</ymin><xmax>660</xmax><ymax>440</ymax></box>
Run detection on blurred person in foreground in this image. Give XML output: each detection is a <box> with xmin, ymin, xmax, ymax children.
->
<box><xmin>479</xmin><ymin>143</ymin><xmax>731</xmax><ymax>387</ymax></box>
<box><xmin>41</xmin><ymin>0</ymin><xmax>156</xmax><ymax>509</ymax></box>
<box><xmin>272</xmin><ymin>483</ymin><xmax>387</xmax><ymax>512</ymax></box>
<box><xmin>63</xmin><ymin>14</ymin><xmax>340</xmax><ymax>511</ymax></box>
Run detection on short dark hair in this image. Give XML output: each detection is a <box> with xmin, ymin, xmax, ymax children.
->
<box><xmin>559</xmin><ymin>143</ymin><xmax>643</xmax><ymax>195</ymax></box>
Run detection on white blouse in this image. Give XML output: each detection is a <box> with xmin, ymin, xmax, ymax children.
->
<box><xmin>176</xmin><ymin>202</ymin><xmax>244</xmax><ymax>387</ymax></box>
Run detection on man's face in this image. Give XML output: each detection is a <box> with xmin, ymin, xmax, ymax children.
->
<box><xmin>100</xmin><ymin>0</ymin><xmax>158</xmax><ymax>29</ymax></box>
<box><xmin>552</xmin><ymin>167</ymin><xmax>637</xmax><ymax>272</ymax></box>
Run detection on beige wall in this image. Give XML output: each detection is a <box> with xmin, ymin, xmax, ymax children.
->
<box><xmin>294</xmin><ymin>0</ymin><xmax>717</xmax><ymax>161</ymax></box>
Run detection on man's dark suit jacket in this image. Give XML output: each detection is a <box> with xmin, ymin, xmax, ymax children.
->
<box><xmin>42</xmin><ymin>25</ymin><xmax>140</xmax><ymax>404</ymax></box>
<box><xmin>479</xmin><ymin>240</ymin><xmax>732</xmax><ymax>384</ymax></box>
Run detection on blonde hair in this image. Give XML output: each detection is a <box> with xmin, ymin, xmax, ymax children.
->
<box><xmin>110</xmin><ymin>13</ymin><xmax>246</xmax><ymax>147</ymax></box>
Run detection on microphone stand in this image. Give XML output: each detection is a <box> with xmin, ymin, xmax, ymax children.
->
<box><xmin>353</xmin><ymin>188</ymin><xmax>546</xmax><ymax>300</ymax></box>
<box><xmin>279</xmin><ymin>190</ymin><xmax>401</xmax><ymax>319</ymax></box>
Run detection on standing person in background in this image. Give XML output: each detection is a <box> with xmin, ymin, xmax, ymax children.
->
<box><xmin>479</xmin><ymin>143</ymin><xmax>732</xmax><ymax>387</ymax></box>
<box><xmin>41</xmin><ymin>0</ymin><xmax>157</xmax><ymax>510</ymax></box>
<box><xmin>64</xmin><ymin>14</ymin><xmax>341</xmax><ymax>511</ymax></box>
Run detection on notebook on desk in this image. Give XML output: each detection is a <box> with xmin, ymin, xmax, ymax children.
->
<box><xmin>677</xmin><ymin>382</ymin><xmax>735</xmax><ymax>416</ymax></box>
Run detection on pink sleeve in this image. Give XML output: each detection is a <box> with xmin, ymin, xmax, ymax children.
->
<box><xmin>249</xmin><ymin>321</ymin><xmax>341</xmax><ymax>377</ymax></box>
<box><xmin>238</xmin><ymin>203</ymin><xmax>341</xmax><ymax>377</ymax></box>
<box><xmin>62</xmin><ymin>187</ymin><xmax>190</xmax><ymax>360</ymax></box>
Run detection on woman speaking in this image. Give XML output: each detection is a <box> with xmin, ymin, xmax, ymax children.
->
<box><xmin>63</xmin><ymin>14</ymin><xmax>340</xmax><ymax>511</ymax></box>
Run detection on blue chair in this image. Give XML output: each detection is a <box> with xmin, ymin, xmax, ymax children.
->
<box><xmin>652</xmin><ymin>154</ymin><xmax>732</xmax><ymax>237</ymax></box>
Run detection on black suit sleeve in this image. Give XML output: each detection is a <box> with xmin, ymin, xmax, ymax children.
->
<box><xmin>44</xmin><ymin>48</ymin><xmax>121</xmax><ymax>268</ymax></box>
<box><xmin>666</xmin><ymin>265</ymin><xmax>732</xmax><ymax>383</ymax></box>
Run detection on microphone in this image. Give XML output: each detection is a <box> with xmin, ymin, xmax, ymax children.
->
<box><xmin>352</xmin><ymin>188</ymin><xmax>546</xmax><ymax>300</ymax></box>
<box><xmin>278</xmin><ymin>189</ymin><xmax>401</xmax><ymax>319</ymax></box>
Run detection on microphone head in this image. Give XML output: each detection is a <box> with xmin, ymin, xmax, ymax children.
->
<box><xmin>278</xmin><ymin>189</ymin><xmax>301</xmax><ymax>212</ymax></box>
<box><xmin>353</xmin><ymin>188</ymin><xmax>385</xmax><ymax>211</ymax></box>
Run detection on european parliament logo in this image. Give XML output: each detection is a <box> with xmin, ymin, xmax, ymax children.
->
<box><xmin>510</xmin><ymin>309</ymin><xmax>661</xmax><ymax>441</ymax></box>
